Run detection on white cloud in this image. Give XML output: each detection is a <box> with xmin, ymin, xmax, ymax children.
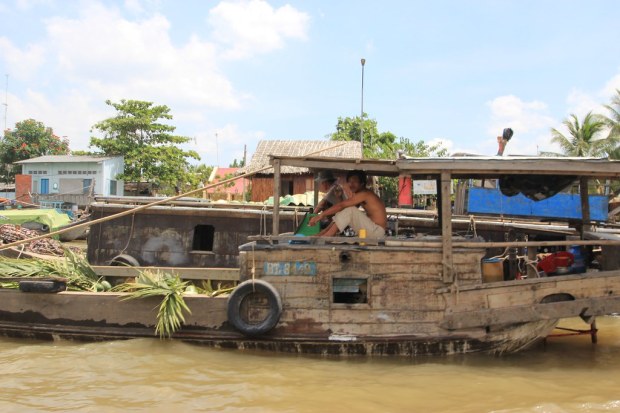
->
<box><xmin>485</xmin><ymin>95</ymin><xmax>557</xmax><ymax>155</ymax></box>
<box><xmin>602</xmin><ymin>72</ymin><xmax>620</xmax><ymax>97</ymax></box>
<box><xmin>566</xmin><ymin>88</ymin><xmax>606</xmax><ymax>118</ymax></box>
<box><xmin>190</xmin><ymin>124</ymin><xmax>265</xmax><ymax>166</ymax></box>
<box><xmin>41</xmin><ymin>4</ymin><xmax>240</xmax><ymax>109</ymax></box>
<box><xmin>1</xmin><ymin>0</ymin><xmax>310</xmax><ymax>165</ymax></box>
<box><xmin>208</xmin><ymin>0</ymin><xmax>310</xmax><ymax>60</ymax></box>
<box><xmin>0</xmin><ymin>38</ymin><xmax>46</xmax><ymax>80</ymax></box>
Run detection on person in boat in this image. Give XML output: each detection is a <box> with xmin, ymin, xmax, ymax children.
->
<box><xmin>308</xmin><ymin>170</ymin><xmax>387</xmax><ymax>238</ymax></box>
<box><xmin>313</xmin><ymin>170</ymin><xmax>349</xmax><ymax>229</ymax></box>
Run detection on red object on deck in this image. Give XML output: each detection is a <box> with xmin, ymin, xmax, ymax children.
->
<box><xmin>537</xmin><ymin>251</ymin><xmax>574</xmax><ymax>275</ymax></box>
<box><xmin>398</xmin><ymin>176</ymin><xmax>413</xmax><ymax>207</ymax></box>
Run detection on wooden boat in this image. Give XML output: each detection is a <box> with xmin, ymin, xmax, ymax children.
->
<box><xmin>58</xmin><ymin>214</ymin><xmax>91</xmax><ymax>242</ymax></box>
<box><xmin>86</xmin><ymin>198</ymin><xmax>306</xmax><ymax>267</ymax></box>
<box><xmin>2</xmin><ymin>155</ymin><xmax>620</xmax><ymax>356</ymax></box>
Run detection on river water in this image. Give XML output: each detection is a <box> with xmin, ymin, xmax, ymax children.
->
<box><xmin>1</xmin><ymin>316</ymin><xmax>619</xmax><ymax>413</ymax></box>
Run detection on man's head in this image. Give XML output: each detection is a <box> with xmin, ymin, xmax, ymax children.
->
<box><xmin>346</xmin><ymin>170</ymin><xmax>367</xmax><ymax>192</ymax></box>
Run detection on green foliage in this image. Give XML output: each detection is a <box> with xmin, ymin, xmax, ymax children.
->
<box><xmin>90</xmin><ymin>99</ymin><xmax>200</xmax><ymax>188</ymax></box>
<box><xmin>329</xmin><ymin>114</ymin><xmax>447</xmax><ymax>159</ymax></box>
<box><xmin>0</xmin><ymin>119</ymin><xmax>70</xmax><ymax>181</ymax></box>
<box><xmin>602</xmin><ymin>89</ymin><xmax>620</xmax><ymax>158</ymax></box>
<box><xmin>185</xmin><ymin>163</ymin><xmax>213</xmax><ymax>192</ymax></box>
<box><xmin>549</xmin><ymin>112</ymin><xmax>610</xmax><ymax>157</ymax></box>
<box><xmin>71</xmin><ymin>149</ymin><xmax>97</xmax><ymax>156</ymax></box>
<box><xmin>230</xmin><ymin>158</ymin><xmax>246</xmax><ymax>167</ymax></box>
<box><xmin>0</xmin><ymin>249</ymin><xmax>101</xmax><ymax>291</ymax></box>
<box><xmin>115</xmin><ymin>270</ymin><xmax>191</xmax><ymax>339</ymax></box>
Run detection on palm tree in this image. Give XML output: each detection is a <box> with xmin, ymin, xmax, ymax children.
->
<box><xmin>550</xmin><ymin>111</ymin><xmax>609</xmax><ymax>157</ymax></box>
<box><xmin>601</xmin><ymin>89</ymin><xmax>620</xmax><ymax>159</ymax></box>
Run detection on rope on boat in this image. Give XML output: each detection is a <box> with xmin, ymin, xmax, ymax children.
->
<box><xmin>468</xmin><ymin>215</ymin><xmax>478</xmax><ymax>238</ymax></box>
<box><xmin>0</xmin><ymin>142</ymin><xmax>350</xmax><ymax>252</ymax></box>
<box><xmin>118</xmin><ymin>212</ymin><xmax>137</xmax><ymax>256</ymax></box>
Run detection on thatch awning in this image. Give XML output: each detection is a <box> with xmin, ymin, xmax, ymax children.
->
<box><xmin>238</xmin><ymin>140</ymin><xmax>362</xmax><ymax>175</ymax></box>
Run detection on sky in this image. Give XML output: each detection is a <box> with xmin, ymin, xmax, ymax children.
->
<box><xmin>1</xmin><ymin>0</ymin><xmax>620</xmax><ymax>166</ymax></box>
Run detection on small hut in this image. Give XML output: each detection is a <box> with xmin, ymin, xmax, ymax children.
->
<box><xmin>239</xmin><ymin>140</ymin><xmax>362</xmax><ymax>202</ymax></box>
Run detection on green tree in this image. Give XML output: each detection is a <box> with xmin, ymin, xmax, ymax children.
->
<box><xmin>601</xmin><ymin>89</ymin><xmax>620</xmax><ymax>159</ymax></box>
<box><xmin>550</xmin><ymin>112</ymin><xmax>610</xmax><ymax>157</ymax></box>
<box><xmin>230</xmin><ymin>158</ymin><xmax>246</xmax><ymax>168</ymax></box>
<box><xmin>90</xmin><ymin>99</ymin><xmax>200</xmax><ymax>190</ymax></box>
<box><xmin>0</xmin><ymin>119</ymin><xmax>70</xmax><ymax>181</ymax></box>
<box><xmin>186</xmin><ymin>163</ymin><xmax>213</xmax><ymax>186</ymax></box>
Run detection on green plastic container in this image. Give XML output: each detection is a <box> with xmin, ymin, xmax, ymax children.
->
<box><xmin>295</xmin><ymin>213</ymin><xmax>320</xmax><ymax>236</ymax></box>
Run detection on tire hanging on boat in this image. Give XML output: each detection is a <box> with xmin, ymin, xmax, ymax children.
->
<box><xmin>109</xmin><ymin>254</ymin><xmax>140</xmax><ymax>267</ymax></box>
<box><xmin>227</xmin><ymin>279</ymin><xmax>282</xmax><ymax>336</ymax></box>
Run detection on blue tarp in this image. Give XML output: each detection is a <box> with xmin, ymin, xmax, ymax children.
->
<box><xmin>467</xmin><ymin>187</ymin><xmax>608</xmax><ymax>221</ymax></box>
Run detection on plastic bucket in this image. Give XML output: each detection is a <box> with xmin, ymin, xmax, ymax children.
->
<box><xmin>482</xmin><ymin>258</ymin><xmax>504</xmax><ymax>283</ymax></box>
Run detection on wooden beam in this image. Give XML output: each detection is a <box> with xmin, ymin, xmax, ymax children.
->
<box><xmin>247</xmin><ymin>235</ymin><xmax>620</xmax><ymax>248</ymax></box>
<box><xmin>92</xmin><ymin>266</ymin><xmax>240</xmax><ymax>281</ymax></box>
<box><xmin>273</xmin><ymin>158</ymin><xmax>281</xmax><ymax>235</ymax></box>
<box><xmin>440</xmin><ymin>171</ymin><xmax>453</xmax><ymax>282</ymax></box>
<box><xmin>441</xmin><ymin>296</ymin><xmax>620</xmax><ymax>330</ymax></box>
<box><xmin>580</xmin><ymin>177</ymin><xmax>592</xmax><ymax>235</ymax></box>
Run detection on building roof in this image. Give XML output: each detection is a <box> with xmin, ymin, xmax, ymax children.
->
<box><xmin>206</xmin><ymin>167</ymin><xmax>249</xmax><ymax>194</ymax></box>
<box><xmin>15</xmin><ymin>155</ymin><xmax>121</xmax><ymax>164</ymax></box>
<box><xmin>238</xmin><ymin>140</ymin><xmax>362</xmax><ymax>175</ymax></box>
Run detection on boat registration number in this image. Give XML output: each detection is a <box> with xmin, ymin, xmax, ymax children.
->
<box><xmin>263</xmin><ymin>261</ymin><xmax>317</xmax><ymax>276</ymax></box>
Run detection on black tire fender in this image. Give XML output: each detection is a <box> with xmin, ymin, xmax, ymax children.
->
<box><xmin>227</xmin><ymin>279</ymin><xmax>282</xmax><ymax>336</ymax></box>
<box><xmin>19</xmin><ymin>279</ymin><xmax>67</xmax><ymax>293</ymax></box>
<box><xmin>109</xmin><ymin>254</ymin><xmax>140</xmax><ymax>267</ymax></box>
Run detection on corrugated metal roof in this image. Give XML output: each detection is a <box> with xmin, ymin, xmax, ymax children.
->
<box><xmin>15</xmin><ymin>155</ymin><xmax>120</xmax><ymax>164</ymax></box>
<box><xmin>238</xmin><ymin>140</ymin><xmax>362</xmax><ymax>175</ymax></box>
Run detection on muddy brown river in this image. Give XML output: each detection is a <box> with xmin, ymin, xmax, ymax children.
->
<box><xmin>1</xmin><ymin>316</ymin><xmax>619</xmax><ymax>412</ymax></box>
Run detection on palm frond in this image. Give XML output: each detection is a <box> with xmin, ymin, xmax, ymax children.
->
<box><xmin>0</xmin><ymin>251</ymin><xmax>99</xmax><ymax>291</ymax></box>
<box><xmin>115</xmin><ymin>270</ymin><xmax>191</xmax><ymax>339</ymax></box>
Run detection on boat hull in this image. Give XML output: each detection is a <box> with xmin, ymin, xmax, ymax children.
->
<box><xmin>0</xmin><ymin>288</ymin><xmax>557</xmax><ymax>356</ymax></box>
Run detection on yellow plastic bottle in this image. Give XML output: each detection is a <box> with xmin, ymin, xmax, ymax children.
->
<box><xmin>359</xmin><ymin>228</ymin><xmax>366</xmax><ymax>245</ymax></box>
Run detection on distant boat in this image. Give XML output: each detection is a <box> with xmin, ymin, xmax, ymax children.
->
<box><xmin>58</xmin><ymin>214</ymin><xmax>90</xmax><ymax>242</ymax></box>
<box><xmin>0</xmin><ymin>208</ymin><xmax>72</xmax><ymax>238</ymax></box>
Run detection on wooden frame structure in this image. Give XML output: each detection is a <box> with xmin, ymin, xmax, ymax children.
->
<box><xmin>269</xmin><ymin>155</ymin><xmax>620</xmax><ymax>280</ymax></box>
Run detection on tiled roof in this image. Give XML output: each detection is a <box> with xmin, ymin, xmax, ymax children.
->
<box><xmin>15</xmin><ymin>155</ymin><xmax>120</xmax><ymax>164</ymax></box>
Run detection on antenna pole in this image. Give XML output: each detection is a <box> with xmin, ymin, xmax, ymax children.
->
<box><xmin>3</xmin><ymin>74</ymin><xmax>8</xmax><ymax>131</ymax></box>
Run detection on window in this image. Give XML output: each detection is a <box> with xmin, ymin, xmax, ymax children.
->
<box><xmin>281</xmin><ymin>178</ymin><xmax>294</xmax><ymax>195</ymax></box>
<box><xmin>192</xmin><ymin>225</ymin><xmax>215</xmax><ymax>251</ymax></box>
<box><xmin>332</xmin><ymin>278</ymin><xmax>368</xmax><ymax>304</ymax></box>
<box><xmin>83</xmin><ymin>179</ymin><xmax>92</xmax><ymax>194</ymax></box>
<box><xmin>109</xmin><ymin>180</ymin><xmax>117</xmax><ymax>195</ymax></box>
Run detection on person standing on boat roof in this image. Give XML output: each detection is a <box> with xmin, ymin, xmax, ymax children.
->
<box><xmin>308</xmin><ymin>170</ymin><xmax>387</xmax><ymax>238</ymax></box>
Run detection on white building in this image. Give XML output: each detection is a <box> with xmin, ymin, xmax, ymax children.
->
<box><xmin>15</xmin><ymin>155</ymin><xmax>124</xmax><ymax>201</ymax></box>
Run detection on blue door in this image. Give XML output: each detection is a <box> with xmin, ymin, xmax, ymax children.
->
<box><xmin>40</xmin><ymin>179</ymin><xmax>49</xmax><ymax>194</ymax></box>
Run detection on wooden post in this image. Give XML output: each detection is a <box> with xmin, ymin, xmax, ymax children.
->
<box><xmin>527</xmin><ymin>246</ymin><xmax>538</xmax><ymax>279</ymax></box>
<box><xmin>441</xmin><ymin>171</ymin><xmax>453</xmax><ymax>282</ymax></box>
<box><xmin>273</xmin><ymin>159</ymin><xmax>281</xmax><ymax>235</ymax></box>
<box><xmin>580</xmin><ymin>177</ymin><xmax>591</xmax><ymax>236</ymax></box>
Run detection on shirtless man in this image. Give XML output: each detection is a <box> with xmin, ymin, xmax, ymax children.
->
<box><xmin>308</xmin><ymin>170</ymin><xmax>387</xmax><ymax>238</ymax></box>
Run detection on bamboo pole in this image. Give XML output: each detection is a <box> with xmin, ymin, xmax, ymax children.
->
<box><xmin>0</xmin><ymin>142</ymin><xmax>349</xmax><ymax>252</ymax></box>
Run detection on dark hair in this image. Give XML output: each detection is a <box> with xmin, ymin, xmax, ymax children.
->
<box><xmin>346</xmin><ymin>170</ymin><xmax>367</xmax><ymax>186</ymax></box>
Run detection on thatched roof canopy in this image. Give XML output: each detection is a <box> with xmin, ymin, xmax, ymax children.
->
<box><xmin>239</xmin><ymin>140</ymin><xmax>362</xmax><ymax>175</ymax></box>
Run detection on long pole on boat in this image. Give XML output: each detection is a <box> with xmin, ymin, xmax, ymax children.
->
<box><xmin>360</xmin><ymin>58</ymin><xmax>365</xmax><ymax>156</ymax></box>
<box><xmin>0</xmin><ymin>142</ymin><xmax>350</xmax><ymax>251</ymax></box>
